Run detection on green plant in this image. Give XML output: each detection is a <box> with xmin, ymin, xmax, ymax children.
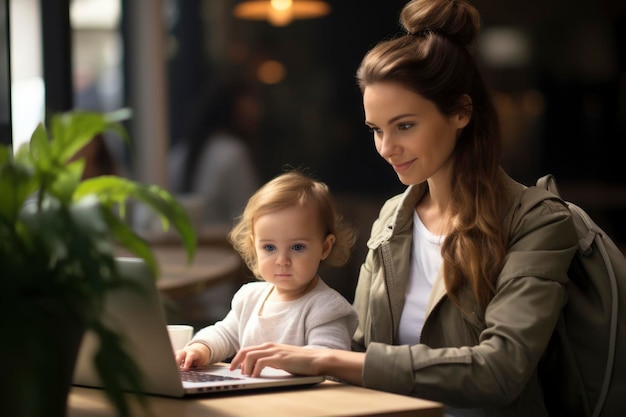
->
<box><xmin>0</xmin><ymin>109</ymin><xmax>196</xmax><ymax>417</ymax></box>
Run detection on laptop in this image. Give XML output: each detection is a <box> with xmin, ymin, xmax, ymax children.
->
<box><xmin>72</xmin><ymin>257</ymin><xmax>325</xmax><ymax>397</ymax></box>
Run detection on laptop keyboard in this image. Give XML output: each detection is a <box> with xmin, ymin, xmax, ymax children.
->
<box><xmin>180</xmin><ymin>370</ymin><xmax>244</xmax><ymax>383</ymax></box>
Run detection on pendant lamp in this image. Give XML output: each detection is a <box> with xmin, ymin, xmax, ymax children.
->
<box><xmin>233</xmin><ymin>0</ymin><xmax>331</xmax><ymax>26</ymax></box>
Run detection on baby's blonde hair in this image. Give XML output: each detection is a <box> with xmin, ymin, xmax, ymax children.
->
<box><xmin>228</xmin><ymin>170</ymin><xmax>357</xmax><ymax>278</ymax></box>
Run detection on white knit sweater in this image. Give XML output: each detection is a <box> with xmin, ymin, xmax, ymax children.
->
<box><xmin>189</xmin><ymin>278</ymin><xmax>358</xmax><ymax>363</ymax></box>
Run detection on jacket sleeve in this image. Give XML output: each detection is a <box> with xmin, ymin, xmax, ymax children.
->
<box><xmin>361</xmin><ymin>197</ymin><xmax>579</xmax><ymax>407</ymax></box>
<box><xmin>352</xmin><ymin>251</ymin><xmax>372</xmax><ymax>352</ymax></box>
<box><xmin>352</xmin><ymin>209</ymin><xmax>391</xmax><ymax>353</ymax></box>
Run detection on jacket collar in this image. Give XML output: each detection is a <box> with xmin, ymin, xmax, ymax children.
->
<box><xmin>365</xmin><ymin>182</ymin><xmax>446</xmax><ymax>317</ymax></box>
<box><xmin>366</xmin><ymin>183</ymin><xmax>428</xmax><ymax>249</ymax></box>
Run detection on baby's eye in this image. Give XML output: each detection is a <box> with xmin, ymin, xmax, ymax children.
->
<box><xmin>263</xmin><ymin>244</ymin><xmax>276</xmax><ymax>252</ymax></box>
<box><xmin>291</xmin><ymin>244</ymin><xmax>306</xmax><ymax>252</ymax></box>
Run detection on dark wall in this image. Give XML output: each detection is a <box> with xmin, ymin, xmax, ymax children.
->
<box><xmin>188</xmin><ymin>0</ymin><xmax>626</xmax><ymax>191</ymax></box>
<box><xmin>167</xmin><ymin>0</ymin><xmax>626</xmax><ymax>247</ymax></box>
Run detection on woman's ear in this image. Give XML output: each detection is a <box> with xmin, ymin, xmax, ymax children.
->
<box><xmin>455</xmin><ymin>94</ymin><xmax>472</xmax><ymax>129</ymax></box>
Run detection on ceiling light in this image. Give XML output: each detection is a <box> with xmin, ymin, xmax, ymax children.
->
<box><xmin>257</xmin><ymin>60</ymin><xmax>287</xmax><ymax>84</ymax></box>
<box><xmin>233</xmin><ymin>0</ymin><xmax>331</xmax><ymax>27</ymax></box>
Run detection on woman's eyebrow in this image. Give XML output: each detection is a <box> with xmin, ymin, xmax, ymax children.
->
<box><xmin>366</xmin><ymin>113</ymin><xmax>416</xmax><ymax>127</ymax></box>
<box><xmin>388</xmin><ymin>113</ymin><xmax>416</xmax><ymax>124</ymax></box>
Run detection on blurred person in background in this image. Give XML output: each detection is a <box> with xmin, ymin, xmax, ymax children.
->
<box><xmin>169</xmin><ymin>77</ymin><xmax>262</xmax><ymax>229</ymax></box>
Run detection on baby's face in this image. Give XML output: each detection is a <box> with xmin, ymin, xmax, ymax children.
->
<box><xmin>253</xmin><ymin>205</ymin><xmax>334</xmax><ymax>301</ymax></box>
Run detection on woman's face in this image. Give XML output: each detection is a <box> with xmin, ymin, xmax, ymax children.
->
<box><xmin>363</xmin><ymin>82</ymin><xmax>469</xmax><ymax>186</ymax></box>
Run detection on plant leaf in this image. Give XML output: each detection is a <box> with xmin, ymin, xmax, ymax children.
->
<box><xmin>51</xmin><ymin>111</ymin><xmax>107</xmax><ymax>163</ymax></box>
<box><xmin>48</xmin><ymin>159</ymin><xmax>84</xmax><ymax>203</ymax></box>
<box><xmin>129</xmin><ymin>184</ymin><xmax>197</xmax><ymax>261</ymax></box>
<box><xmin>1</xmin><ymin>108</ymin><xmax>196</xmax><ymax>417</ymax></box>
<box><xmin>19</xmin><ymin>197</ymin><xmax>70</xmax><ymax>262</ymax></box>
<box><xmin>102</xmin><ymin>209</ymin><xmax>159</xmax><ymax>275</ymax></box>
<box><xmin>0</xmin><ymin>145</ymin><xmax>10</xmax><ymax>164</ymax></box>
<box><xmin>74</xmin><ymin>176</ymin><xmax>196</xmax><ymax>262</ymax></box>
<box><xmin>28</xmin><ymin>123</ymin><xmax>52</xmax><ymax>171</ymax></box>
<box><xmin>0</xmin><ymin>159</ymin><xmax>37</xmax><ymax>222</ymax></box>
<box><xmin>92</xmin><ymin>322</ymin><xmax>149</xmax><ymax>417</ymax></box>
<box><xmin>103</xmin><ymin>108</ymin><xmax>133</xmax><ymax>124</ymax></box>
<box><xmin>48</xmin><ymin>109</ymin><xmax>133</xmax><ymax>164</ymax></box>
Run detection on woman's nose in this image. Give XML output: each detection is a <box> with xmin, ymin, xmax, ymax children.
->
<box><xmin>377</xmin><ymin>134</ymin><xmax>398</xmax><ymax>159</ymax></box>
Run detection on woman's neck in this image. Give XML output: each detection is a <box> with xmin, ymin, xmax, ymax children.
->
<box><xmin>417</xmin><ymin>176</ymin><xmax>453</xmax><ymax>235</ymax></box>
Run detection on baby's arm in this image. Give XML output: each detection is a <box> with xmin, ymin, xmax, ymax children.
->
<box><xmin>177</xmin><ymin>284</ymin><xmax>253</xmax><ymax>368</ymax></box>
<box><xmin>177</xmin><ymin>312</ymin><xmax>240</xmax><ymax>368</ymax></box>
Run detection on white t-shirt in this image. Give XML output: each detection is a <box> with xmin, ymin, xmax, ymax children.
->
<box><xmin>397</xmin><ymin>211</ymin><xmax>445</xmax><ymax>345</ymax></box>
<box><xmin>399</xmin><ymin>214</ymin><xmax>485</xmax><ymax>417</ymax></box>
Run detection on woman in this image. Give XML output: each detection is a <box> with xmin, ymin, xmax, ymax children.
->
<box><xmin>229</xmin><ymin>0</ymin><xmax>578</xmax><ymax>415</ymax></box>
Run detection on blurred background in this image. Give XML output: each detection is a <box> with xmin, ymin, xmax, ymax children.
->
<box><xmin>2</xmin><ymin>0</ymin><xmax>625</xmax><ymax>319</ymax></box>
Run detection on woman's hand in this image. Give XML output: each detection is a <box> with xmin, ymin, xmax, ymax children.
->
<box><xmin>175</xmin><ymin>343</ymin><xmax>211</xmax><ymax>370</ymax></box>
<box><xmin>229</xmin><ymin>343</ymin><xmax>324</xmax><ymax>377</ymax></box>
<box><xmin>230</xmin><ymin>342</ymin><xmax>366</xmax><ymax>386</ymax></box>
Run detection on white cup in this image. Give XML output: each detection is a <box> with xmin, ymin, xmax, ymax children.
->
<box><xmin>167</xmin><ymin>325</ymin><xmax>194</xmax><ymax>352</ymax></box>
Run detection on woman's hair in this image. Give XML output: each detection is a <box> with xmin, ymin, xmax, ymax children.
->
<box><xmin>356</xmin><ymin>0</ymin><xmax>509</xmax><ymax>313</ymax></box>
<box><xmin>228</xmin><ymin>170</ymin><xmax>358</xmax><ymax>279</ymax></box>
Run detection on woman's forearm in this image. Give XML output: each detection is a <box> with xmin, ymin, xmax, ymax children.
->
<box><xmin>316</xmin><ymin>349</ymin><xmax>366</xmax><ymax>386</ymax></box>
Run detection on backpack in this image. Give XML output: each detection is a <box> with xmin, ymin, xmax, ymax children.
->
<box><xmin>531</xmin><ymin>174</ymin><xmax>626</xmax><ymax>417</ymax></box>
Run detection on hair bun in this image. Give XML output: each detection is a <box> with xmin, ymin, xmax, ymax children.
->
<box><xmin>400</xmin><ymin>0</ymin><xmax>480</xmax><ymax>46</ymax></box>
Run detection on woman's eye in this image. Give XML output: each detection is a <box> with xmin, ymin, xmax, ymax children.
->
<box><xmin>398</xmin><ymin>122</ymin><xmax>413</xmax><ymax>131</ymax></box>
<box><xmin>291</xmin><ymin>244</ymin><xmax>305</xmax><ymax>252</ymax></box>
<box><xmin>367</xmin><ymin>126</ymin><xmax>381</xmax><ymax>135</ymax></box>
<box><xmin>263</xmin><ymin>244</ymin><xmax>276</xmax><ymax>252</ymax></box>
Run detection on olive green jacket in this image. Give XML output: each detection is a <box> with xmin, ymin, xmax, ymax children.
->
<box><xmin>352</xmin><ymin>175</ymin><xmax>578</xmax><ymax>416</ymax></box>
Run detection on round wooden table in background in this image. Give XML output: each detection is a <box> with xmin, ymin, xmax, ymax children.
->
<box><xmin>155</xmin><ymin>245</ymin><xmax>242</xmax><ymax>298</ymax></box>
<box><xmin>116</xmin><ymin>244</ymin><xmax>243</xmax><ymax>299</ymax></box>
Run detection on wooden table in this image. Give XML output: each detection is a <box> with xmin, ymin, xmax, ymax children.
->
<box><xmin>154</xmin><ymin>246</ymin><xmax>242</xmax><ymax>298</ymax></box>
<box><xmin>138</xmin><ymin>224</ymin><xmax>233</xmax><ymax>248</ymax></box>
<box><xmin>116</xmin><ymin>245</ymin><xmax>243</xmax><ymax>299</ymax></box>
<box><xmin>68</xmin><ymin>381</ymin><xmax>443</xmax><ymax>417</ymax></box>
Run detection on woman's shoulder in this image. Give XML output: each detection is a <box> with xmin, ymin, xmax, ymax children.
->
<box><xmin>499</xmin><ymin>178</ymin><xmax>578</xmax><ymax>284</ymax></box>
<box><xmin>502</xmin><ymin>176</ymin><xmax>576</xmax><ymax>250</ymax></box>
<box><xmin>506</xmin><ymin>177</ymin><xmax>572</xmax><ymax>230</ymax></box>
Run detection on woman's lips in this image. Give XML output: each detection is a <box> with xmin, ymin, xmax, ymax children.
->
<box><xmin>392</xmin><ymin>159</ymin><xmax>414</xmax><ymax>172</ymax></box>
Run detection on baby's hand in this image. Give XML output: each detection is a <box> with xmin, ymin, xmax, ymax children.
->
<box><xmin>175</xmin><ymin>343</ymin><xmax>211</xmax><ymax>371</ymax></box>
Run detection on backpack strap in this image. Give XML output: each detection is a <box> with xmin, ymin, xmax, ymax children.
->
<box><xmin>537</xmin><ymin>174</ymin><xmax>619</xmax><ymax>417</ymax></box>
<box><xmin>521</xmin><ymin>174</ymin><xmax>564</xmax><ymax>212</ymax></box>
<box><xmin>536</xmin><ymin>174</ymin><xmax>561</xmax><ymax>197</ymax></box>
